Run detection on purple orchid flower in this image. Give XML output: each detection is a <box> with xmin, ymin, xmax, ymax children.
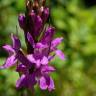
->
<box><xmin>16</xmin><ymin>54</ymin><xmax>55</xmax><ymax>91</ymax></box>
<box><xmin>40</xmin><ymin>26</ymin><xmax>65</xmax><ymax>60</ymax></box>
<box><xmin>0</xmin><ymin>0</ymin><xmax>65</xmax><ymax>92</ymax></box>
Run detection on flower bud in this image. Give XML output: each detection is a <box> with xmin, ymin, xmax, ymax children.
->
<box><xmin>18</xmin><ymin>14</ymin><xmax>25</xmax><ymax>29</ymax></box>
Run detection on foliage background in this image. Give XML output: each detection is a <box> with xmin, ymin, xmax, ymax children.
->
<box><xmin>0</xmin><ymin>0</ymin><xmax>96</xmax><ymax>96</ymax></box>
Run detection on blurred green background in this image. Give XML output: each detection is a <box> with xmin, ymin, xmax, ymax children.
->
<box><xmin>0</xmin><ymin>0</ymin><xmax>96</xmax><ymax>96</ymax></box>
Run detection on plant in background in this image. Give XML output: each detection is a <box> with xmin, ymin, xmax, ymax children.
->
<box><xmin>0</xmin><ymin>0</ymin><xmax>64</xmax><ymax>95</ymax></box>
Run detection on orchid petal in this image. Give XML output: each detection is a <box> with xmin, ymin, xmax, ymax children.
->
<box><xmin>16</xmin><ymin>74</ymin><xmax>36</xmax><ymax>89</ymax></box>
<box><xmin>3</xmin><ymin>45</ymin><xmax>14</xmax><ymax>54</ymax></box>
<box><xmin>48</xmin><ymin>55</ymin><xmax>55</xmax><ymax>61</ymax></box>
<box><xmin>39</xmin><ymin>75</ymin><xmax>55</xmax><ymax>91</ymax></box>
<box><xmin>48</xmin><ymin>77</ymin><xmax>55</xmax><ymax>91</ymax></box>
<box><xmin>16</xmin><ymin>64</ymin><xmax>28</xmax><ymax>74</ymax></box>
<box><xmin>34</xmin><ymin>16</ymin><xmax>42</xmax><ymax>35</ymax></box>
<box><xmin>41</xmin><ymin>56</ymin><xmax>48</xmax><ymax>65</ymax></box>
<box><xmin>35</xmin><ymin>43</ymin><xmax>47</xmax><ymax>49</ymax></box>
<box><xmin>35</xmin><ymin>59</ymin><xmax>41</xmax><ymax>68</ymax></box>
<box><xmin>0</xmin><ymin>55</ymin><xmax>16</xmax><ymax>69</ymax></box>
<box><xmin>55</xmin><ymin>50</ymin><xmax>65</xmax><ymax>60</ymax></box>
<box><xmin>27</xmin><ymin>32</ymin><xmax>35</xmax><ymax>47</ymax></box>
<box><xmin>16</xmin><ymin>74</ymin><xmax>26</xmax><ymax>89</ymax></box>
<box><xmin>27</xmin><ymin>73</ymin><xmax>37</xmax><ymax>89</ymax></box>
<box><xmin>51</xmin><ymin>37</ymin><xmax>63</xmax><ymax>50</ymax></box>
<box><xmin>41</xmin><ymin>65</ymin><xmax>55</xmax><ymax>73</ymax></box>
<box><xmin>11</xmin><ymin>34</ymin><xmax>21</xmax><ymax>51</ymax></box>
<box><xmin>41</xmin><ymin>27</ymin><xmax>55</xmax><ymax>45</ymax></box>
<box><xmin>39</xmin><ymin>76</ymin><xmax>47</xmax><ymax>90</ymax></box>
<box><xmin>27</xmin><ymin>54</ymin><xmax>35</xmax><ymax>63</ymax></box>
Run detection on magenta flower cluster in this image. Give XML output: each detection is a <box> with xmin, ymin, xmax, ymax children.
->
<box><xmin>0</xmin><ymin>0</ymin><xmax>64</xmax><ymax>91</ymax></box>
